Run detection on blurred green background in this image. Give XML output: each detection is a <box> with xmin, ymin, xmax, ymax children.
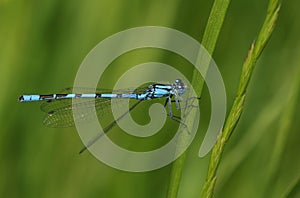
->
<box><xmin>1</xmin><ymin>0</ymin><xmax>299</xmax><ymax>197</ymax></box>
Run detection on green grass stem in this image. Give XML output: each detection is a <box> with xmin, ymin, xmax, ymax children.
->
<box><xmin>166</xmin><ymin>0</ymin><xmax>231</xmax><ymax>197</ymax></box>
<box><xmin>216</xmin><ymin>84</ymin><xmax>287</xmax><ymax>193</ymax></box>
<box><xmin>200</xmin><ymin>0</ymin><xmax>281</xmax><ymax>197</ymax></box>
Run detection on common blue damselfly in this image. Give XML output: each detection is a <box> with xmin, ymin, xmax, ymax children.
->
<box><xmin>19</xmin><ymin>79</ymin><xmax>198</xmax><ymax>153</ymax></box>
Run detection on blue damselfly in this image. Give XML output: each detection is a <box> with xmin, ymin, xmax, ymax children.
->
<box><xmin>19</xmin><ymin>79</ymin><xmax>198</xmax><ymax>153</ymax></box>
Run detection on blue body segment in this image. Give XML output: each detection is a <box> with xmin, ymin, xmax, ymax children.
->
<box><xmin>21</xmin><ymin>95</ymin><xmax>40</xmax><ymax>101</ymax></box>
<box><xmin>19</xmin><ymin>80</ymin><xmax>186</xmax><ymax>102</ymax></box>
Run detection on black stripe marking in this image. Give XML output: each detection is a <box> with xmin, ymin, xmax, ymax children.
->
<box><xmin>40</xmin><ymin>94</ymin><xmax>54</xmax><ymax>100</ymax></box>
<box><xmin>56</xmin><ymin>94</ymin><xmax>68</xmax><ymax>98</ymax></box>
<box><xmin>153</xmin><ymin>85</ymin><xmax>171</xmax><ymax>91</ymax></box>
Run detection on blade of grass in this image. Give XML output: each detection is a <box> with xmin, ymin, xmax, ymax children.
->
<box><xmin>216</xmin><ymin>61</ymin><xmax>299</xmax><ymax>195</ymax></box>
<box><xmin>166</xmin><ymin>0</ymin><xmax>231</xmax><ymax>197</ymax></box>
<box><xmin>200</xmin><ymin>0</ymin><xmax>281</xmax><ymax>197</ymax></box>
<box><xmin>281</xmin><ymin>175</ymin><xmax>300</xmax><ymax>198</ymax></box>
<box><xmin>216</xmin><ymin>83</ymin><xmax>287</xmax><ymax>193</ymax></box>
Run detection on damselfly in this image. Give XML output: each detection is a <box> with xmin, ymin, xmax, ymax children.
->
<box><xmin>19</xmin><ymin>79</ymin><xmax>198</xmax><ymax>153</ymax></box>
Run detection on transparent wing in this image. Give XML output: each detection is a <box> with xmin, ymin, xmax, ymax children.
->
<box><xmin>42</xmin><ymin>98</ymin><xmax>112</xmax><ymax>127</ymax></box>
<box><xmin>41</xmin><ymin>85</ymin><xmax>152</xmax><ymax>128</ymax></box>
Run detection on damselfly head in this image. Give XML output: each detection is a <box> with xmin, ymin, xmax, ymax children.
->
<box><xmin>173</xmin><ymin>79</ymin><xmax>187</xmax><ymax>95</ymax></box>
